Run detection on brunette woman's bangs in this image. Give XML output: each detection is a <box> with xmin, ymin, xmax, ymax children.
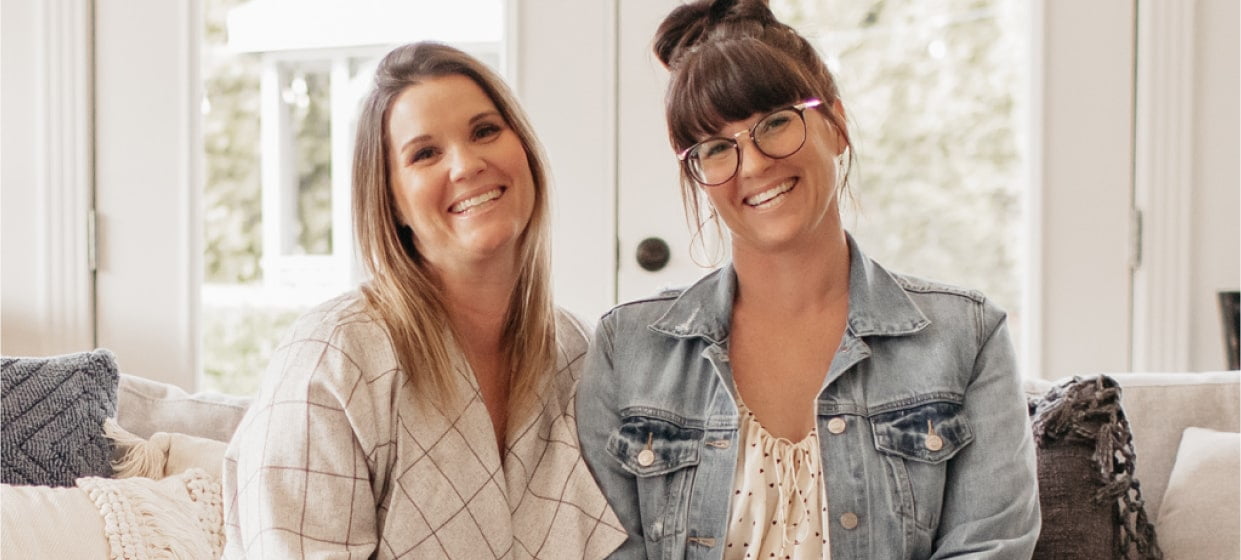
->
<box><xmin>666</xmin><ymin>37</ymin><xmax>817</xmax><ymax>151</ymax></box>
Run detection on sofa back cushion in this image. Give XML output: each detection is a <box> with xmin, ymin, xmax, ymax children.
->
<box><xmin>117</xmin><ymin>373</ymin><xmax>252</xmax><ymax>443</ymax></box>
<box><xmin>1110</xmin><ymin>371</ymin><xmax>1241</xmax><ymax>522</ymax></box>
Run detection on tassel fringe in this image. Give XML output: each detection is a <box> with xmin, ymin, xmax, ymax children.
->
<box><xmin>104</xmin><ymin>419</ymin><xmax>170</xmax><ymax>479</ymax></box>
<box><xmin>78</xmin><ymin>469</ymin><xmax>224</xmax><ymax>560</ymax></box>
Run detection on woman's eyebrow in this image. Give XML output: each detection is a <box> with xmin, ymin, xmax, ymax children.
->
<box><xmin>396</xmin><ymin>111</ymin><xmax>504</xmax><ymax>155</ymax></box>
<box><xmin>469</xmin><ymin>111</ymin><xmax>502</xmax><ymax>124</ymax></box>
<box><xmin>397</xmin><ymin>134</ymin><xmax>432</xmax><ymax>156</ymax></box>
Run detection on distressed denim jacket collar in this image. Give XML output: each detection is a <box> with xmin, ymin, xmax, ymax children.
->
<box><xmin>648</xmin><ymin>234</ymin><xmax>930</xmax><ymax>344</ymax></box>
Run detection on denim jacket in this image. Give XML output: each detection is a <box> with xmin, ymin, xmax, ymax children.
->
<box><xmin>577</xmin><ymin>236</ymin><xmax>1040</xmax><ymax>559</ymax></box>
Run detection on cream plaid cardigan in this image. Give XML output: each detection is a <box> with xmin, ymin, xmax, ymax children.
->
<box><xmin>222</xmin><ymin>292</ymin><xmax>626</xmax><ymax>558</ymax></box>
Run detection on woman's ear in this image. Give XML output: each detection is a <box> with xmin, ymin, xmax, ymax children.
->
<box><xmin>831</xmin><ymin>98</ymin><xmax>846</xmax><ymax>119</ymax></box>
<box><xmin>831</xmin><ymin>99</ymin><xmax>848</xmax><ymax>156</ymax></box>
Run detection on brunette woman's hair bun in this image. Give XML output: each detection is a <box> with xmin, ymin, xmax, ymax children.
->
<box><xmin>653</xmin><ymin>0</ymin><xmax>779</xmax><ymax>69</ymax></box>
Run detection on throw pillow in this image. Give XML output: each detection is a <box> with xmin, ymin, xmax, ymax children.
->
<box><xmin>1</xmin><ymin>349</ymin><xmax>119</xmax><ymax>486</ymax></box>
<box><xmin>106</xmin><ymin>419</ymin><xmax>229</xmax><ymax>479</ymax></box>
<box><xmin>79</xmin><ymin>469</ymin><xmax>226</xmax><ymax>559</ymax></box>
<box><xmin>1154</xmin><ymin>427</ymin><xmax>1240</xmax><ymax>560</ymax></box>
<box><xmin>0</xmin><ymin>483</ymin><xmax>110</xmax><ymax>558</ymax></box>
<box><xmin>1028</xmin><ymin>375</ymin><xmax>1162</xmax><ymax>560</ymax></box>
<box><xmin>0</xmin><ymin>469</ymin><xmax>226</xmax><ymax>560</ymax></box>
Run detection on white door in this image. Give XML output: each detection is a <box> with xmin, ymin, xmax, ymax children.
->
<box><xmin>616</xmin><ymin>0</ymin><xmax>725</xmax><ymax>303</ymax></box>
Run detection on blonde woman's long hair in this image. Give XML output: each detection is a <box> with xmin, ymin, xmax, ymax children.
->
<box><xmin>352</xmin><ymin>42</ymin><xmax>556</xmax><ymax>412</ymax></box>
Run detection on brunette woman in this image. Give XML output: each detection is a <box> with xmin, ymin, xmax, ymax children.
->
<box><xmin>577</xmin><ymin>2</ymin><xmax>1040</xmax><ymax>558</ymax></box>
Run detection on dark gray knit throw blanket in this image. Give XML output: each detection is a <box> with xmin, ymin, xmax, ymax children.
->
<box><xmin>1030</xmin><ymin>375</ymin><xmax>1162</xmax><ymax>560</ymax></box>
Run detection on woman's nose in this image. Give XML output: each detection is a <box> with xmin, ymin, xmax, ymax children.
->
<box><xmin>736</xmin><ymin>134</ymin><xmax>773</xmax><ymax>179</ymax></box>
<box><xmin>448</xmin><ymin>145</ymin><xmax>486</xmax><ymax>182</ymax></box>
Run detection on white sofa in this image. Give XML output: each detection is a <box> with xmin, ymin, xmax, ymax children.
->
<box><xmin>118</xmin><ymin>369</ymin><xmax>1241</xmax><ymax>558</ymax></box>
<box><xmin>3</xmin><ymin>370</ymin><xmax>1238</xmax><ymax>558</ymax></box>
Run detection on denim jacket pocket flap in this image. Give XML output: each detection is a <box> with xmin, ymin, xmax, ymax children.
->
<box><xmin>870</xmin><ymin>401</ymin><xmax>974</xmax><ymax>464</ymax></box>
<box><xmin>607</xmin><ymin>415</ymin><xmax>703</xmax><ymax>477</ymax></box>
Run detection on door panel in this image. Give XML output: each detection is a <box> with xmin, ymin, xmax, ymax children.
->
<box><xmin>616</xmin><ymin>0</ymin><xmax>725</xmax><ymax>303</ymax></box>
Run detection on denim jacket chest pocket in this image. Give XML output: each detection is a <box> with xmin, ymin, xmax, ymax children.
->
<box><xmin>869</xmin><ymin>399</ymin><xmax>974</xmax><ymax>531</ymax></box>
<box><xmin>606</xmin><ymin>410</ymin><xmax>702</xmax><ymax>543</ymax></box>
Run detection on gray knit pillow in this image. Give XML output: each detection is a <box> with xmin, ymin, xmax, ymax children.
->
<box><xmin>1</xmin><ymin>349</ymin><xmax>119</xmax><ymax>486</ymax></box>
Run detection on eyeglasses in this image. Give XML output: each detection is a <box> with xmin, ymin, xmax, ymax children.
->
<box><xmin>677</xmin><ymin>98</ymin><xmax>823</xmax><ymax>186</ymax></box>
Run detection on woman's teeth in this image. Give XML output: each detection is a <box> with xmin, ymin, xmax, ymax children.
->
<box><xmin>744</xmin><ymin>179</ymin><xmax>796</xmax><ymax>207</ymax></box>
<box><xmin>450</xmin><ymin>188</ymin><xmax>504</xmax><ymax>213</ymax></box>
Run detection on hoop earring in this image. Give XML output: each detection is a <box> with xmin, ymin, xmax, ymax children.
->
<box><xmin>688</xmin><ymin>204</ymin><xmax>726</xmax><ymax>268</ymax></box>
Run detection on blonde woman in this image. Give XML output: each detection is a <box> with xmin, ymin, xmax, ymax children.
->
<box><xmin>223</xmin><ymin>42</ymin><xmax>625</xmax><ymax>559</ymax></box>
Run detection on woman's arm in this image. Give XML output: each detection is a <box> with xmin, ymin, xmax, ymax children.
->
<box><xmin>576</xmin><ymin>316</ymin><xmax>648</xmax><ymax>559</ymax></box>
<box><xmin>932</xmin><ymin>305</ymin><xmax>1041</xmax><ymax>559</ymax></box>
<box><xmin>224</xmin><ymin>334</ymin><xmax>381</xmax><ymax>559</ymax></box>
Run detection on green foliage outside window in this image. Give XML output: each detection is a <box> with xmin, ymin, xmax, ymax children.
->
<box><xmin>288</xmin><ymin>68</ymin><xmax>334</xmax><ymax>255</ymax></box>
<box><xmin>201</xmin><ymin>0</ymin><xmax>318</xmax><ymax>394</ymax></box>
<box><xmin>774</xmin><ymin>0</ymin><xmax>1027</xmax><ymax>333</ymax></box>
<box><xmin>203</xmin><ymin>0</ymin><xmax>261</xmax><ymax>284</ymax></box>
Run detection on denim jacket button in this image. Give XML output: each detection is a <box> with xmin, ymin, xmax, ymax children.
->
<box><xmin>637</xmin><ymin>449</ymin><xmax>655</xmax><ymax>466</ymax></box>
<box><xmin>839</xmin><ymin>512</ymin><xmax>859</xmax><ymax>530</ymax></box>
<box><xmin>827</xmin><ymin>417</ymin><xmax>847</xmax><ymax>434</ymax></box>
<box><xmin>925</xmin><ymin>434</ymin><xmax>944</xmax><ymax>451</ymax></box>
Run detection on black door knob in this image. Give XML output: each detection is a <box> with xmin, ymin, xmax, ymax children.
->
<box><xmin>636</xmin><ymin>237</ymin><xmax>671</xmax><ymax>272</ymax></box>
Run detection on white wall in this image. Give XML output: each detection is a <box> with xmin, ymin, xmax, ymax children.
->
<box><xmin>1</xmin><ymin>0</ymin><xmax>95</xmax><ymax>358</ymax></box>
<box><xmin>1</xmin><ymin>0</ymin><xmax>43</xmax><ymax>355</ymax></box>
<box><xmin>1190</xmin><ymin>0</ymin><xmax>1240</xmax><ymax>371</ymax></box>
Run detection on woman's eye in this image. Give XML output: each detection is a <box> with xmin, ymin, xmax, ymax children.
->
<box><xmin>473</xmin><ymin>123</ymin><xmax>502</xmax><ymax>141</ymax></box>
<box><xmin>410</xmin><ymin>147</ymin><xmax>438</xmax><ymax>163</ymax></box>
<box><xmin>760</xmin><ymin>114</ymin><xmax>792</xmax><ymax>134</ymax></box>
<box><xmin>701</xmin><ymin>141</ymin><xmax>732</xmax><ymax>159</ymax></box>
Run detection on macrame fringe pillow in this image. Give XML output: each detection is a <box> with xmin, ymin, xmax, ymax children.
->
<box><xmin>1029</xmin><ymin>374</ymin><xmax>1162</xmax><ymax>560</ymax></box>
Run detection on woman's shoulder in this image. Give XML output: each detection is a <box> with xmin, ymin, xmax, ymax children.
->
<box><xmin>554</xmin><ymin>307</ymin><xmax>590</xmax><ymax>348</ymax></box>
<box><xmin>544</xmin><ymin>308</ymin><xmax>597</xmax><ymax>408</ymax></box>
<box><xmin>263</xmin><ymin>290</ymin><xmax>398</xmax><ymax>388</ymax></box>
<box><xmin>889</xmin><ymin>271</ymin><xmax>988</xmax><ymax>305</ymax></box>
<box><xmin>883</xmin><ymin>269</ymin><xmax>1009</xmax><ymax>335</ymax></box>
<box><xmin>285</xmin><ymin>290</ymin><xmax>389</xmax><ymax>345</ymax></box>
<box><xmin>597</xmin><ymin>281</ymin><xmax>707</xmax><ymax>333</ymax></box>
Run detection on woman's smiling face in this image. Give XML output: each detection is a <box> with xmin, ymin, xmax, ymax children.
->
<box><xmin>698</xmin><ymin>100</ymin><xmax>847</xmax><ymax>255</ymax></box>
<box><xmin>386</xmin><ymin>74</ymin><xmax>536</xmax><ymax>271</ymax></box>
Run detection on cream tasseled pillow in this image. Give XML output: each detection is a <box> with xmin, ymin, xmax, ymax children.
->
<box><xmin>1154</xmin><ymin>427</ymin><xmax>1241</xmax><ymax>560</ymax></box>
<box><xmin>106</xmin><ymin>419</ymin><xmax>228</xmax><ymax>479</ymax></box>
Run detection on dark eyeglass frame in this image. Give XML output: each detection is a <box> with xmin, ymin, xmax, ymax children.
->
<box><xmin>676</xmin><ymin>98</ymin><xmax>824</xmax><ymax>186</ymax></box>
